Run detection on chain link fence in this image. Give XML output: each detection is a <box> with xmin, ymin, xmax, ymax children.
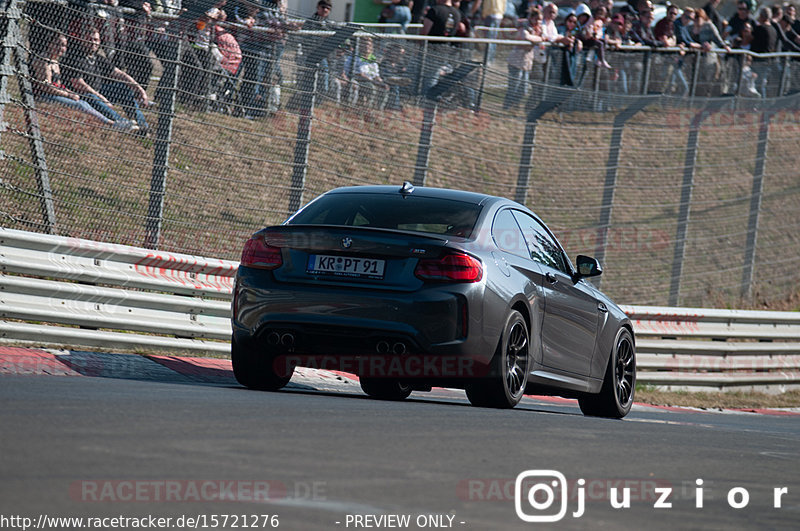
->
<box><xmin>2</xmin><ymin>0</ymin><xmax>800</xmax><ymax>309</ymax></box>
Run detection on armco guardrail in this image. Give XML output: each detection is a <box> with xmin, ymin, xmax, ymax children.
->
<box><xmin>622</xmin><ymin>305</ymin><xmax>800</xmax><ymax>392</ymax></box>
<box><xmin>1</xmin><ymin>229</ymin><xmax>798</xmax><ymax>391</ymax></box>
<box><xmin>0</xmin><ymin>227</ymin><xmax>234</xmax><ymax>354</ymax></box>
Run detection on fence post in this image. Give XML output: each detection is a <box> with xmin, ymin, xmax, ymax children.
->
<box><xmin>145</xmin><ymin>34</ymin><xmax>182</xmax><ymax>249</ymax></box>
<box><xmin>778</xmin><ymin>55</ymin><xmax>790</xmax><ymax>96</ymax></box>
<box><xmin>413</xmin><ymin>62</ymin><xmax>479</xmax><ymax>187</ymax></box>
<box><xmin>640</xmin><ymin>50</ymin><xmax>651</xmax><ymax>94</ymax></box>
<box><xmin>514</xmin><ymin>91</ymin><xmax>568</xmax><ymax>205</ymax></box>
<box><xmin>4</xmin><ymin>0</ymin><xmax>57</xmax><ymax>234</ymax></box>
<box><xmin>287</xmin><ymin>24</ymin><xmax>358</xmax><ymax>213</ymax></box>
<box><xmin>593</xmin><ymin>97</ymin><xmax>654</xmax><ymax>287</ymax></box>
<box><xmin>689</xmin><ymin>50</ymin><xmax>701</xmax><ymax>100</ymax></box>
<box><xmin>413</xmin><ymin>100</ymin><xmax>436</xmax><ymax>186</ymax></box>
<box><xmin>1</xmin><ymin>0</ymin><xmax>15</xmax><ymax>162</ymax></box>
<box><xmin>668</xmin><ymin>100</ymin><xmax>726</xmax><ymax>306</ymax></box>
<box><xmin>415</xmin><ymin>40</ymin><xmax>428</xmax><ymax>98</ymax></box>
<box><xmin>475</xmin><ymin>42</ymin><xmax>490</xmax><ymax>112</ymax></box>
<box><xmin>741</xmin><ymin>109</ymin><xmax>772</xmax><ymax>300</ymax></box>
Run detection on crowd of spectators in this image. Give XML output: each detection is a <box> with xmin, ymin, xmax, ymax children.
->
<box><xmin>23</xmin><ymin>0</ymin><xmax>800</xmax><ymax>128</ymax></box>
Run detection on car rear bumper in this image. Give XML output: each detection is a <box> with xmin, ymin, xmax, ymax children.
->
<box><xmin>232</xmin><ymin>268</ymin><xmax>497</xmax><ymax>371</ymax></box>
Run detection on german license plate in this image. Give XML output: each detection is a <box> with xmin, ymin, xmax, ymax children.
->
<box><xmin>307</xmin><ymin>255</ymin><xmax>386</xmax><ymax>279</ymax></box>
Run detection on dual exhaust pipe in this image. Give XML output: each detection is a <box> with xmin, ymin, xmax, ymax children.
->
<box><xmin>265</xmin><ymin>331</ymin><xmax>408</xmax><ymax>355</ymax></box>
<box><xmin>376</xmin><ymin>340</ymin><xmax>407</xmax><ymax>355</ymax></box>
<box><xmin>266</xmin><ymin>331</ymin><xmax>295</xmax><ymax>347</ymax></box>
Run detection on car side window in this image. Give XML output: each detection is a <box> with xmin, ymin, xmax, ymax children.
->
<box><xmin>491</xmin><ymin>209</ymin><xmax>528</xmax><ymax>258</ymax></box>
<box><xmin>512</xmin><ymin>211</ymin><xmax>569</xmax><ymax>274</ymax></box>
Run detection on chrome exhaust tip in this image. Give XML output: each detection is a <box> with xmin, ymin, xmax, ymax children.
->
<box><xmin>280</xmin><ymin>333</ymin><xmax>295</xmax><ymax>347</ymax></box>
<box><xmin>266</xmin><ymin>332</ymin><xmax>281</xmax><ymax>346</ymax></box>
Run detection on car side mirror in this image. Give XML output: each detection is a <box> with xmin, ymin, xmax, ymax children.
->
<box><xmin>575</xmin><ymin>255</ymin><xmax>602</xmax><ymax>279</ymax></box>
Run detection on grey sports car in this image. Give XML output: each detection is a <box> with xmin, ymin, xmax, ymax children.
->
<box><xmin>231</xmin><ymin>183</ymin><xmax>636</xmax><ymax>417</ymax></box>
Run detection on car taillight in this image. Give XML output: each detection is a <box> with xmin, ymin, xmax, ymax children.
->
<box><xmin>414</xmin><ymin>253</ymin><xmax>483</xmax><ymax>283</ymax></box>
<box><xmin>240</xmin><ymin>237</ymin><xmax>282</xmax><ymax>270</ymax></box>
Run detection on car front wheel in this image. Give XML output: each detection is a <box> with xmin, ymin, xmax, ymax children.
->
<box><xmin>578</xmin><ymin>327</ymin><xmax>636</xmax><ymax>418</ymax></box>
<box><xmin>466</xmin><ymin>310</ymin><xmax>529</xmax><ymax>409</ymax></box>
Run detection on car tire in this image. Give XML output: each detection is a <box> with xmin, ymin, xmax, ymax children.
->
<box><xmin>465</xmin><ymin>310</ymin><xmax>529</xmax><ymax>409</ymax></box>
<box><xmin>359</xmin><ymin>377</ymin><xmax>413</xmax><ymax>400</ymax></box>
<box><xmin>578</xmin><ymin>327</ymin><xmax>636</xmax><ymax>418</ymax></box>
<box><xmin>231</xmin><ymin>334</ymin><xmax>293</xmax><ymax>391</ymax></box>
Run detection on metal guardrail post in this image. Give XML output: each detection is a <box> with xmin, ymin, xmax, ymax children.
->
<box><xmin>741</xmin><ymin>109</ymin><xmax>772</xmax><ymax>300</ymax></box>
<box><xmin>145</xmin><ymin>35</ymin><xmax>182</xmax><ymax>250</ymax></box>
<box><xmin>594</xmin><ymin>97</ymin><xmax>654</xmax><ymax>287</ymax></box>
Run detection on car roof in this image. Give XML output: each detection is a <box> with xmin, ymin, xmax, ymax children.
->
<box><xmin>325</xmin><ymin>184</ymin><xmax>506</xmax><ymax>207</ymax></box>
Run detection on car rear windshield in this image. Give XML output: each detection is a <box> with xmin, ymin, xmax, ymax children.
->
<box><xmin>288</xmin><ymin>193</ymin><xmax>482</xmax><ymax>238</ymax></box>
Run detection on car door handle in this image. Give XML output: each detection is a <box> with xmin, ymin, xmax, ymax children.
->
<box><xmin>598</xmin><ymin>303</ymin><xmax>608</xmax><ymax>313</ymax></box>
<box><xmin>545</xmin><ymin>272</ymin><xmax>558</xmax><ymax>284</ymax></box>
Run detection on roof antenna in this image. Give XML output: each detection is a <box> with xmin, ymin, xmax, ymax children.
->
<box><xmin>399</xmin><ymin>181</ymin><xmax>415</xmax><ymax>197</ymax></box>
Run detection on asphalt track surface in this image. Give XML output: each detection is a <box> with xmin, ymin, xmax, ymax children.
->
<box><xmin>1</xmin><ymin>347</ymin><xmax>799</xmax><ymax>530</ymax></box>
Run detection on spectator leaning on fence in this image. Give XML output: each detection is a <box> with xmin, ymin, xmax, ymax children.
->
<box><xmin>179</xmin><ymin>1</ymin><xmax>228</xmax><ymax>109</ymax></box>
<box><xmin>654</xmin><ymin>4</ymin><xmax>678</xmax><ymax>47</ymax></box>
<box><xmin>63</xmin><ymin>29</ymin><xmax>152</xmax><ymax>135</ymax></box>
<box><xmin>703</xmin><ymin>0</ymin><xmax>725</xmax><ymax>35</ymax></box>
<box><xmin>31</xmin><ymin>33</ymin><xmax>134</xmax><ymax>131</ymax></box>
<box><xmin>560</xmin><ymin>12</ymin><xmax>584</xmax><ymax>86</ymax></box>
<box><xmin>691</xmin><ymin>9</ymin><xmax>731</xmax><ymax>52</ymax></box>
<box><xmin>751</xmin><ymin>7</ymin><xmax>778</xmax><ymax>96</ymax></box>
<box><xmin>674</xmin><ymin>7</ymin><xmax>703</xmax><ymax>50</ymax></box>
<box><xmin>752</xmin><ymin>6</ymin><xmax>778</xmax><ymax>53</ymax></box>
<box><xmin>503</xmin><ymin>7</ymin><xmax>545</xmax><ymax>110</ymax></box>
<box><xmin>630</xmin><ymin>4</ymin><xmax>662</xmax><ymax>48</ymax></box>
<box><xmin>302</xmin><ymin>0</ymin><xmax>335</xmax><ymax>94</ymax></box>
<box><xmin>732</xmin><ymin>21</ymin><xmax>761</xmax><ymax>97</ymax></box>
<box><xmin>261</xmin><ymin>0</ymin><xmax>303</xmax><ymax>113</ymax></box>
<box><xmin>420</xmin><ymin>0</ymin><xmax>462</xmax><ymax>93</ymax></box>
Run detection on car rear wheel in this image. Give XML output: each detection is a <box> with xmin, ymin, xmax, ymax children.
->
<box><xmin>359</xmin><ymin>377</ymin><xmax>413</xmax><ymax>400</ymax></box>
<box><xmin>231</xmin><ymin>334</ymin><xmax>293</xmax><ymax>391</ymax></box>
<box><xmin>578</xmin><ymin>328</ymin><xmax>635</xmax><ymax>418</ymax></box>
<box><xmin>466</xmin><ymin>310</ymin><xmax>529</xmax><ymax>409</ymax></box>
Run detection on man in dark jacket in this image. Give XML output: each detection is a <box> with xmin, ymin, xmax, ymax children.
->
<box><xmin>419</xmin><ymin>0</ymin><xmax>461</xmax><ymax>93</ymax></box>
<box><xmin>725</xmin><ymin>1</ymin><xmax>757</xmax><ymax>40</ymax></box>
